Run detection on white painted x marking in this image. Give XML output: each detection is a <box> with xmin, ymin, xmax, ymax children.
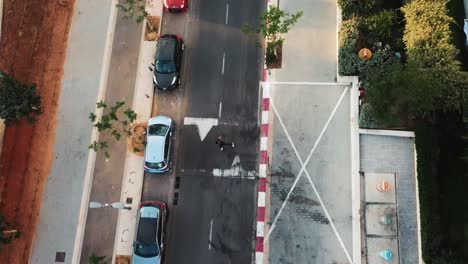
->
<box><xmin>265</xmin><ymin>86</ymin><xmax>353</xmax><ymax>264</ymax></box>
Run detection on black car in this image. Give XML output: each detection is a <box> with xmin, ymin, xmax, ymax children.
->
<box><xmin>153</xmin><ymin>34</ymin><xmax>184</xmax><ymax>90</ymax></box>
<box><xmin>132</xmin><ymin>201</ymin><xmax>167</xmax><ymax>264</ymax></box>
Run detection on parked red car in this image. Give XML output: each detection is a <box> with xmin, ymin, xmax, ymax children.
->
<box><xmin>163</xmin><ymin>0</ymin><xmax>187</xmax><ymax>12</ymax></box>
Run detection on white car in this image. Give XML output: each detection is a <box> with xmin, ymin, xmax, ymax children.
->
<box><xmin>144</xmin><ymin>116</ymin><xmax>173</xmax><ymax>173</ymax></box>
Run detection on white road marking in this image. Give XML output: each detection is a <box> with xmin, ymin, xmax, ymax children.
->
<box><xmin>183</xmin><ymin>117</ymin><xmax>218</xmax><ymax>141</ymax></box>
<box><xmin>266</xmin><ymin>87</ymin><xmax>352</xmax><ymax>264</ymax></box>
<box><xmin>225</xmin><ymin>4</ymin><xmax>229</xmax><ymax>24</ymax></box>
<box><xmin>221</xmin><ymin>52</ymin><xmax>225</xmax><ymax>75</ymax></box>
<box><xmin>262</xmin><ymin>81</ymin><xmax>350</xmax><ymax>86</ymax></box>
<box><xmin>209</xmin><ymin>218</ymin><xmax>214</xmax><ymax>250</ymax></box>
<box><xmin>218</xmin><ymin>101</ymin><xmax>223</xmax><ymax>118</ymax></box>
<box><xmin>212</xmin><ymin>155</ymin><xmax>256</xmax><ymax>179</ymax></box>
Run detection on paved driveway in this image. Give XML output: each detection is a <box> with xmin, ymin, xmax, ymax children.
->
<box><xmin>267</xmin><ymin>83</ymin><xmax>353</xmax><ymax>264</ymax></box>
<box><xmin>263</xmin><ymin>0</ymin><xmax>358</xmax><ymax>261</ymax></box>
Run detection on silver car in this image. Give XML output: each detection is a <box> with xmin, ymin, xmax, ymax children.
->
<box><xmin>132</xmin><ymin>201</ymin><xmax>167</xmax><ymax>264</ymax></box>
<box><xmin>144</xmin><ymin>116</ymin><xmax>173</xmax><ymax>173</ymax></box>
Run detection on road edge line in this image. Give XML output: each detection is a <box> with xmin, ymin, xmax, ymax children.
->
<box><xmin>71</xmin><ymin>1</ymin><xmax>119</xmax><ymax>263</ymax></box>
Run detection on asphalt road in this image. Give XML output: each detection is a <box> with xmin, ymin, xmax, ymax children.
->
<box><xmin>142</xmin><ymin>0</ymin><xmax>265</xmax><ymax>263</ymax></box>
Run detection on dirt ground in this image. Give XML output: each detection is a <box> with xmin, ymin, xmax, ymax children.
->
<box><xmin>0</xmin><ymin>0</ymin><xmax>75</xmax><ymax>263</ymax></box>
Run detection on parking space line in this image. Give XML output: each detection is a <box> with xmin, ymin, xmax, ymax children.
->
<box><xmin>221</xmin><ymin>52</ymin><xmax>225</xmax><ymax>75</ymax></box>
<box><xmin>218</xmin><ymin>101</ymin><xmax>222</xmax><ymax>118</ymax></box>
<box><xmin>225</xmin><ymin>3</ymin><xmax>229</xmax><ymax>25</ymax></box>
<box><xmin>266</xmin><ymin>87</ymin><xmax>352</xmax><ymax>264</ymax></box>
<box><xmin>209</xmin><ymin>218</ymin><xmax>214</xmax><ymax>250</ymax></box>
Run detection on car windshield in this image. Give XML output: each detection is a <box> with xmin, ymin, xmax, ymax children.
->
<box><xmin>145</xmin><ymin>161</ymin><xmax>165</xmax><ymax>169</ymax></box>
<box><xmin>134</xmin><ymin>242</ymin><xmax>160</xmax><ymax>258</ymax></box>
<box><xmin>148</xmin><ymin>124</ymin><xmax>169</xmax><ymax>136</ymax></box>
<box><xmin>156</xmin><ymin>60</ymin><xmax>175</xmax><ymax>74</ymax></box>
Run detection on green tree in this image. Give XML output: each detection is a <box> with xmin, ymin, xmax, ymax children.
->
<box><xmin>88</xmin><ymin>100</ymin><xmax>138</xmax><ymax>158</ymax></box>
<box><xmin>0</xmin><ymin>70</ymin><xmax>42</xmax><ymax>124</ymax></box>
<box><xmin>87</xmin><ymin>253</ymin><xmax>108</xmax><ymax>264</ymax></box>
<box><xmin>0</xmin><ymin>215</ymin><xmax>20</xmax><ymax>246</ymax></box>
<box><xmin>243</xmin><ymin>6</ymin><xmax>303</xmax><ymax>68</ymax></box>
<box><xmin>366</xmin><ymin>61</ymin><xmax>438</xmax><ymax>125</ymax></box>
<box><xmin>116</xmin><ymin>0</ymin><xmax>149</xmax><ymax>24</ymax></box>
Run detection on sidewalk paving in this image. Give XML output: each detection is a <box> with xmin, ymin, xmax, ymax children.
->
<box><xmin>29</xmin><ymin>0</ymin><xmax>115</xmax><ymax>263</ymax></box>
<box><xmin>261</xmin><ymin>0</ymin><xmax>360</xmax><ymax>263</ymax></box>
<box><xmin>112</xmin><ymin>1</ymin><xmax>162</xmax><ymax>260</ymax></box>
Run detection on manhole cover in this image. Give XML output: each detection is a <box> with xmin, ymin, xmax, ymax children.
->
<box><xmin>55</xmin><ymin>252</ymin><xmax>66</xmax><ymax>262</ymax></box>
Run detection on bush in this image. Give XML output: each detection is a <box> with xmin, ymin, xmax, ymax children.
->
<box><xmin>359</xmin><ymin>103</ymin><xmax>380</xmax><ymax>128</ymax></box>
<box><xmin>339</xmin><ymin>24</ymin><xmax>399</xmax><ymax>79</ymax></box>
<box><xmin>338</xmin><ymin>0</ymin><xmax>384</xmax><ymax>19</ymax></box>
<box><xmin>338</xmin><ymin>18</ymin><xmax>360</xmax><ymax>75</ymax></box>
<box><xmin>402</xmin><ymin>0</ymin><xmax>468</xmax><ymax>113</ymax></box>
<box><xmin>366</xmin><ymin>61</ymin><xmax>438</xmax><ymax>124</ymax></box>
<box><xmin>0</xmin><ymin>70</ymin><xmax>42</xmax><ymax>124</ymax></box>
<box><xmin>357</xmin><ymin>44</ymin><xmax>399</xmax><ymax>88</ymax></box>
<box><xmin>361</xmin><ymin>9</ymin><xmax>403</xmax><ymax>49</ymax></box>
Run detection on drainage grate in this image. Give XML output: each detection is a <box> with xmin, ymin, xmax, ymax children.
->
<box><xmin>126</xmin><ymin>197</ymin><xmax>133</xmax><ymax>204</ymax></box>
<box><xmin>175</xmin><ymin>176</ymin><xmax>181</xmax><ymax>189</ymax></box>
<box><xmin>55</xmin><ymin>252</ymin><xmax>66</xmax><ymax>262</ymax></box>
<box><xmin>173</xmin><ymin>192</ymin><xmax>179</xmax><ymax>205</ymax></box>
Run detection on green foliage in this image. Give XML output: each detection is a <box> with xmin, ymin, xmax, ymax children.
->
<box><xmin>361</xmin><ymin>9</ymin><xmax>400</xmax><ymax>47</ymax></box>
<box><xmin>265</xmin><ymin>40</ymin><xmax>282</xmax><ymax>69</ymax></box>
<box><xmin>366</xmin><ymin>61</ymin><xmax>438</xmax><ymax>124</ymax></box>
<box><xmin>243</xmin><ymin>6</ymin><xmax>302</xmax><ymax>69</ymax></box>
<box><xmin>357</xmin><ymin>44</ymin><xmax>399</xmax><ymax>88</ymax></box>
<box><xmin>0</xmin><ymin>70</ymin><xmax>42</xmax><ymax>124</ymax></box>
<box><xmin>255</xmin><ymin>6</ymin><xmax>303</xmax><ymax>43</ymax></box>
<box><xmin>359</xmin><ymin>103</ymin><xmax>380</xmax><ymax>128</ymax></box>
<box><xmin>402</xmin><ymin>0</ymin><xmax>456</xmax><ymax>66</ymax></box>
<box><xmin>0</xmin><ymin>215</ymin><xmax>20</xmax><ymax>246</ymax></box>
<box><xmin>338</xmin><ymin>18</ymin><xmax>360</xmax><ymax>75</ymax></box>
<box><xmin>88</xmin><ymin>100</ymin><xmax>138</xmax><ymax>158</ymax></box>
<box><xmin>337</xmin><ymin>0</ymin><xmax>384</xmax><ymax>20</ymax></box>
<box><xmin>116</xmin><ymin>0</ymin><xmax>149</xmax><ymax>24</ymax></box>
<box><xmin>87</xmin><ymin>253</ymin><xmax>108</xmax><ymax>264</ymax></box>
<box><xmin>401</xmin><ymin>0</ymin><xmax>468</xmax><ymax>113</ymax></box>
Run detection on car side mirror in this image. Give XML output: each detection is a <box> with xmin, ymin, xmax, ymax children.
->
<box><xmin>148</xmin><ymin>65</ymin><xmax>154</xmax><ymax>72</ymax></box>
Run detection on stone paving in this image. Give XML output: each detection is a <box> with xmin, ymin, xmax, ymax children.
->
<box><xmin>360</xmin><ymin>134</ymin><xmax>419</xmax><ymax>263</ymax></box>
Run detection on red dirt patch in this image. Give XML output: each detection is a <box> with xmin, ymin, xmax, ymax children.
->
<box><xmin>0</xmin><ymin>0</ymin><xmax>75</xmax><ymax>263</ymax></box>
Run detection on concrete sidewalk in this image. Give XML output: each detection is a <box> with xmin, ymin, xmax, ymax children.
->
<box><xmin>29</xmin><ymin>0</ymin><xmax>116</xmax><ymax>263</ymax></box>
<box><xmin>112</xmin><ymin>1</ymin><xmax>162</xmax><ymax>260</ymax></box>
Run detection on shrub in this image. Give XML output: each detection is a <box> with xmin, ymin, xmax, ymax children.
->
<box><xmin>402</xmin><ymin>0</ymin><xmax>468</xmax><ymax>113</ymax></box>
<box><xmin>338</xmin><ymin>18</ymin><xmax>360</xmax><ymax>75</ymax></box>
<box><xmin>366</xmin><ymin>61</ymin><xmax>438</xmax><ymax>124</ymax></box>
<box><xmin>359</xmin><ymin>103</ymin><xmax>380</xmax><ymax>128</ymax></box>
<box><xmin>357</xmin><ymin>44</ymin><xmax>399</xmax><ymax>88</ymax></box>
<box><xmin>361</xmin><ymin>9</ymin><xmax>401</xmax><ymax>48</ymax></box>
<box><xmin>0</xmin><ymin>70</ymin><xmax>42</xmax><ymax>124</ymax></box>
<box><xmin>338</xmin><ymin>0</ymin><xmax>384</xmax><ymax>20</ymax></box>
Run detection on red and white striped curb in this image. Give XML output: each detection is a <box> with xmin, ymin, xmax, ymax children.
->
<box><xmin>256</xmin><ymin>65</ymin><xmax>270</xmax><ymax>264</ymax></box>
<box><xmin>256</xmin><ymin>83</ymin><xmax>269</xmax><ymax>263</ymax></box>
<box><xmin>256</xmin><ymin>1</ymin><xmax>273</xmax><ymax>262</ymax></box>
